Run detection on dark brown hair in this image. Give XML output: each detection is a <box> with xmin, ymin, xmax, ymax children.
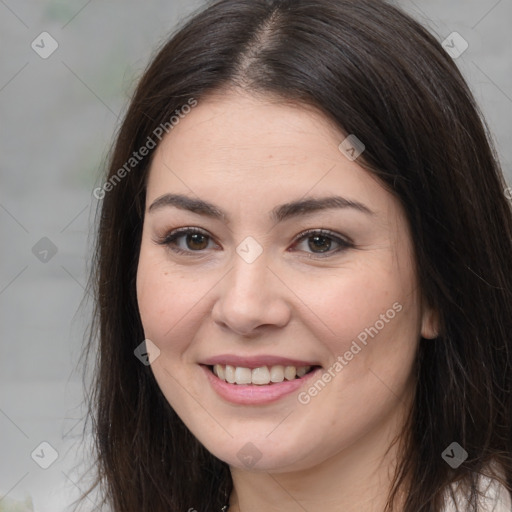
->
<box><xmin>76</xmin><ymin>0</ymin><xmax>512</xmax><ymax>510</ymax></box>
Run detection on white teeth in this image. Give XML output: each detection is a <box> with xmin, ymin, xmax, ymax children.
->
<box><xmin>212</xmin><ymin>364</ymin><xmax>312</xmax><ymax>385</ymax></box>
<box><xmin>213</xmin><ymin>364</ymin><xmax>225</xmax><ymax>380</ymax></box>
<box><xmin>235</xmin><ymin>367</ymin><xmax>252</xmax><ymax>385</ymax></box>
<box><xmin>225</xmin><ymin>364</ymin><xmax>236</xmax><ymax>384</ymax></box>
<box><xmin>270</xmin><ymin>365</ymin><xmax>285</xmax><ymax>383</ymax></box>
<box><xmin>251</xmin><ymin>366</ymin><xmax>270</xmax><ymax>385</ymax></box>
<box><xmin>284</xmin><ymin>365</ymin><xmax>296</xmax><ymax>381</ymax></box>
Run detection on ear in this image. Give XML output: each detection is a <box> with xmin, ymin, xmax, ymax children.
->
<box><xmin>421</xmin><ymin>302</ymin><xmax>439</xmax><ymax>339</ymax></box>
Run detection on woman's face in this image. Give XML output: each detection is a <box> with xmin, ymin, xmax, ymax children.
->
<box><xmin>136</xmin><ymin>89</ymin><xmax>437</xmax><ymax>472</ymax></box>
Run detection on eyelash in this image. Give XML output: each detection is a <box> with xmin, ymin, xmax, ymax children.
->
<box><xmin>155</xmin><ymin>227</ymin><xmax>353</xmax><ymax>259</ymax></box>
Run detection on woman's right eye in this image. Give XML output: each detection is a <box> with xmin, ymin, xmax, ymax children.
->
<box><xmin>155</xmin><ymin>227</ymin><xmax>216</xmax><ymax>256</ymax></box>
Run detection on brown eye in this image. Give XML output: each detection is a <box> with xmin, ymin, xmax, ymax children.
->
<box><xmin>293</xmin><ymin>229</ymin><xmax>353</xmax><ymax>258</ymax></box>
<box><xmin>156</xmin><ymin>227</ymin><xmax>215</xmax><ymax>256</ymax></box>
<box><xmin>156</xmin><ymin>227</ymin><xmax>352</xmax><ymax>259</ymax></box>
<box><xmin>308</xmin><ymin>234</ymin><xmax>333</xmax><ymax>253</ymax></box>
<box><xmin>186</xmin><ymin>232</ymin><xmax>209</xmax><ymax>250</ymax></box>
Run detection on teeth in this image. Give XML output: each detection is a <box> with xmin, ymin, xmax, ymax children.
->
<box><xmin>216</xmin><ymin>364</ymin><xmax>225</xmax><ymax>380</ymax></box>
<box><xmin>284</xmin><ymin>365</ymin><xmax>296</xmax><ymax>380</ymax></box>
<box><xmin>212</xmin><ymin>364</ymin><xmax>312</xmax><ymax>385</ymax></box>
<box><xmin>296</xmin><ymin>366</ymin><xmax>308</xmax><ymax>378</ymax></box>
<box><xmin>235</xmin><ymin>367</ymin><xmax>252</xmax><ymax>385</ymax></box>
<box><xmin>225</xmin><ymin>364</ymin><xmax>236</xmax><ymax>384</ymax></box>
<box><xmin>270</xmin><ymin>365</ymin><xmax>284</xmax><ymax>383</ymax></box>
<box><xmin>252</xmin><ymin>366</ymin><xmax>270</xmax><ymax>385</ymax></box>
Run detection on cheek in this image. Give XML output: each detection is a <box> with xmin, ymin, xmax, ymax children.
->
<box><xmin>136</xmin><ymin>246</ymin><xmax>207</xmax><ymax>348</ymax></box>
<box><xmin>295</xmin><ymin>255</ymin><xmax>421</xmax><ymax>409</ymax></box>
<box><xmin>136</xmin><ymin>242</ymin><xmax>236</xmax><ymax>377</ymax></box>
<box><xmin>136</xmin><ymin>255</ymin><xmax>170</xmax><ymax>341</ymax></box>
<box><xmin>297</xmin><ymin>260</ymin><xmax>416</xmax><ymax>348</ymax></box>
<box><xmin>288</xmin><ymin>265</ymin><xmax>419</xmax><ymax>454</ymax></box>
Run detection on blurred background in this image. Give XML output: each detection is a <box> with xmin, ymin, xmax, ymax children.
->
<box><xmin>0</xmin><ymin>0</ymin><xmax>511</xmax><ymax>510</ymax></box>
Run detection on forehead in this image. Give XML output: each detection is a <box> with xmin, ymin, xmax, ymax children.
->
<box><xmin>145</xmin><ymin>90</ymin><xmax>392</xmax><ymax>218</ymax></box>
<box><xmin>163</xmin><ymin>91</ymin><xmax>340</xmax><ymax>159</ymax></box>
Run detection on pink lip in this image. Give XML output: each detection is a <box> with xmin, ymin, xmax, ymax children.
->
<box><xmin>200</xmin><ymin>364</ymin><xmax>323</xmax><ymax>405</ymax></box>
<box><xmin>201</xmin><ymin>354</ymin><xmax>320</xmax><ymax>369</ymax></box>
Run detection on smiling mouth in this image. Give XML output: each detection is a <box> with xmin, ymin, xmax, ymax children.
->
<box><xmin>206</xmin><ymin>364</ymin><xmax>321</xmax><ymax>386</ymax></box>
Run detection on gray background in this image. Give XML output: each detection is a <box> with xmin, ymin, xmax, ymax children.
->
<box><xmin>0</xmin><ymin>1</ymin><xmax>510</xmax><ymax>510</ymax></box>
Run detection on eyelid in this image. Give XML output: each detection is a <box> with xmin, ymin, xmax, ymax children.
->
<box><xmin>154</xmin><ymin>226</ymin><xmax>353</xmax><ymax>258</ymax></box>
<box><xmin>293</xmin><ymin>228</ymin><xmax>353</xmax><ymax>246</ymax></box>
<box><xmin>290</xmin><ymin>228</ymin><xmax>353</xmax><ymax>258</ymax></box>
<box><xmin>155</xmin><ymin>226</ymin><xmax>217</xmax><ymax>254</ymax></box>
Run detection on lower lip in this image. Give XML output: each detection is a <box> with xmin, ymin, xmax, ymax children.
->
<box><xmin>200</xmin><ymin>364</ymin><xmax>322</xmax><ymax>405</ymax></box>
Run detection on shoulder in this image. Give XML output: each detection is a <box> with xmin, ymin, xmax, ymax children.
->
<box><xmin>442</xmin><ymin>463</ymin><xmax>512</xmax><ymax>512</ymax></box>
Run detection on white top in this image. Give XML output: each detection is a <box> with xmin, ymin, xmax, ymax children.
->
<box><xmin>1</xmin><ymin>469</ymin><xmax>510</xmax><ymax>511</ymax></box>
<box><xmin>443</xmin><ymin>471</ymin><xmax>512</xmax><ymax>512</ymax></box>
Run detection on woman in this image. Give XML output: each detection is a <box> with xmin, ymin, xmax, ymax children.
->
<box><xmin>79</xmin><ymin>0</ymin><xmax>512</xmax><ymax>510</ymax></box>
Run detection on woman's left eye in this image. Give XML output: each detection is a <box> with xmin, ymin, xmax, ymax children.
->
<box><xmin>155</xmin><ymin>227</ymin><xmax>353</xmax><ymax>258</ymax></box>
<box><xmin>292</xmin><ymin>229</ymin><xmax>353</xmax><ymax>258</ymax></box>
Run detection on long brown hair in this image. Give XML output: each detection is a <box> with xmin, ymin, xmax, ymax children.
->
<box><xmin>76</xmin><ymin>0</ymin><xmax>512</xmax><ymax>510</ymax></box>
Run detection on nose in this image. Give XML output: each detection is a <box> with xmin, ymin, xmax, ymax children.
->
<box><xmin>211</xmin><ymin>251</ymin><xmax>292</xmax><ymax>337</ymax></box>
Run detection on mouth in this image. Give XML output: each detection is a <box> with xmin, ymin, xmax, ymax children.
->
<box><xmin>204</xmin><ymin>364</ymin><xmax>322</xmax><ymax>386</ymax></box>
<box><xmin>200</xmin><ymin>362</ymin><xmax>324</xmax><ymax>405</ymax></box>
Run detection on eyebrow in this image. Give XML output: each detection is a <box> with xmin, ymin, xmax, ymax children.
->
<box><xmin>148</xmin><ymin>193</ymin><xmax>375</xmax><ymax>223</ymax></box>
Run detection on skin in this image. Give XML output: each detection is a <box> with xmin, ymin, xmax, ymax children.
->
<box><xmin>136</xmin><ymin>88</ymin><xmax>438</xmax><ymax>512</ymax></box>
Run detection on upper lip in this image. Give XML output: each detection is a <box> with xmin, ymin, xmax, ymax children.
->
<box><xmin>201</xmin><ymin>354</ymin><xmax>321</xmax><ymax>369</ymax></box>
